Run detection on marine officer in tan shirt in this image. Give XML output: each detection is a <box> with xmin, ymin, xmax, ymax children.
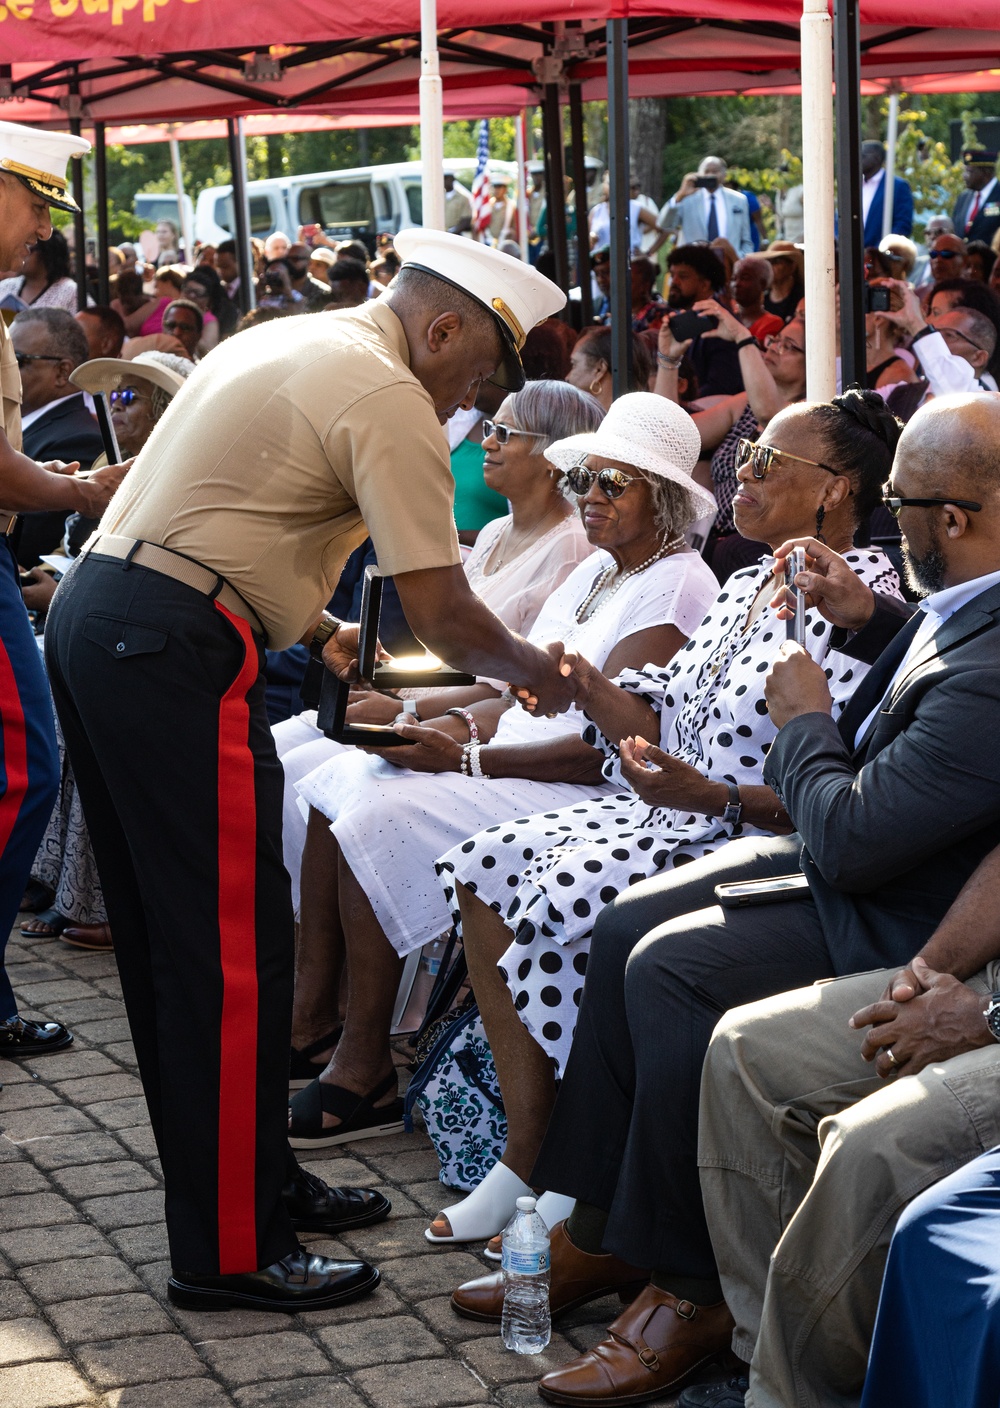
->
<box><xmin>0</xmin><ymin>122</ymin><xmax>123</xmax><ymax>1066</ymax></box>
<box><xmin>45</xmin><ymin>226</ymin><xmax>573</xmax><ymax>1316</ymax></box>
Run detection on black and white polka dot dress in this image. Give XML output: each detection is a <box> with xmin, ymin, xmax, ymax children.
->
<box><xmin>436</xmin><ymin>549</ymin><xmax>900</xmax><ymax>1075</ymax></box>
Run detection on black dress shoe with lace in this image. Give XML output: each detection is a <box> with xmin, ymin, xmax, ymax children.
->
<box><xmin>0</xmin><ymin>1015</ymin><xmax>72</xmax><ymax>1057</ymax></box>
<box><xmin>282</xmin><ymin>1166</ymin><xmax>391</xmax><ymax>1232</ymax></box>
<box><xmin>678</xmin><ymin>1373</ymin><xmax>750</xmax><ymax>1406</ymax></box>
<box><xmin>167</xmin><ymin>1247</ymin><xmax>380</xmax><ymax>1312</ymax></box>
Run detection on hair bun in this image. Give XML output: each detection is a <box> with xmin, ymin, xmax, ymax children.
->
<box><xmin>832</xmin><ymin>385</ymin><xmax>903</xmax><ymax>455</ymax></box>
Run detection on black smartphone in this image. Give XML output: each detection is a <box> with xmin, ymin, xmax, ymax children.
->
<box><xmin>715</xmin><ymin>874</ymin><xmax>809</xmax><ymax>908</ymax></box>
<box><xmin>694</xmin><ymin>176</ymin><xmax>719</xmax><ymax>191</ymax></box>
<box><xmin>863</xmin><ymin>285</ymin><xmax>892</xmax><ymax>314</ymax></box>
<box><xmin>669</xmin><ymin>309</ymin><xmax>719</xmax><ymax>341</ymax></box>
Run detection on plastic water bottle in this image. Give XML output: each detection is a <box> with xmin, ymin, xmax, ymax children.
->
<box><xmin>501</xmin><ymin>1195</ymin><xmax>551</xmax><ymax>1354</ymax></box>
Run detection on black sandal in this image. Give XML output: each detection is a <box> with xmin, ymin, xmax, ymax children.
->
<box><xmin>19</xmin><ymin>907</ymin><xmax>69</xmax><ymax>938</ymax></box>
<box><xmin>21</xmin><ymin>879</ymin><xmax>54</xmax><ymax>914</ymax></box>
<box><xmin>289</xmin><ymin>1026</ymin><xmax>343</xmax><ymax>1091</ymax></box>
<box><xmin>288</xmin><ymin>1070</ymin><xmax>403</xmax><ymax>1149</ymax></box>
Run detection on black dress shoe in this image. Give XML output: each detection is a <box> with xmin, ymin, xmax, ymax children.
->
<box><xmin>167</xmin><ymin>1246</ymin><xmax>380</xmax><ymax>1312</ymax></box>
<box><xmin>282</xmin><ymin>1166</ymin><xmax>391</xmax><ymax>1232</ymax></box>
<box><xmin>678</xmin><ymin>1374</ymin><xmax>750</xmax><ymax>1406</ymax></box>
<box><xmin>0</xmin><ymin>1015</ymin><xmax>72</xmax><ymax>1057</ymax></box>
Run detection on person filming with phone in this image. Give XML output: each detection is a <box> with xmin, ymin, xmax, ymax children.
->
<box><xmin>657</xmin><ymin>294</ymin><xmax>808</xmax><ymax>578</ymax></box>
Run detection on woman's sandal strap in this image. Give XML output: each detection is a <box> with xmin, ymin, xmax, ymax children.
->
<box><xmin>289</xmin><ymin>1070</ymin><xmax>398</xmax><ymax>1139</ymax></box>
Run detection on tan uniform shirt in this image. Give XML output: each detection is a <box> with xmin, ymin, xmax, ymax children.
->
<box><xmin>103</xmin><ymin>299</ymin><xmax>461</xmax><ymax>649</ymax></box>
<box><xmin>0</xmin><ymin>316</ymin><xmax>22</xmax><ymax>450</ymax></box>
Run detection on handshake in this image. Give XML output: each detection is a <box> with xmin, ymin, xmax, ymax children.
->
<box><xmin>507</xmin><ymin>643</ymin><xmax>588</xmax><ymax>717</ymax></box>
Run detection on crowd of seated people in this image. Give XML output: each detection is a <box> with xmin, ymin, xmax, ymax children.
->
<box><xmin>13</xmin><ymin>156</ymin><xmax>1000</xmax><ymax>1405</ymax></box>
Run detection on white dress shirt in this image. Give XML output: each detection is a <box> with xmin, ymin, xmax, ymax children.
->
<box><xmin>854</xmin><ymin>567</ymin><xmax>1000</xmax><ymax>746</ymax></box>
<box><xmin>861</xmin><ymin>167</ymin><xmax>885</xmax><ymax>225</ymax></box>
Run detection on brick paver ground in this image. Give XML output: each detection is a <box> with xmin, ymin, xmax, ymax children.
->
<box><xmin>0</xmin><ymin>919</ymin><xmax>721</xmax><ymax>1408</ymax></box>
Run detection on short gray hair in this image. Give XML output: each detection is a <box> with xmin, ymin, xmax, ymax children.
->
<box><xmin>12</xmin><ymin>307</ymin><xmax>89</xmax><ymax>369</ymax></box>
<box><xmin>503</xmin><ymin>380</ymin><xmax>604</xmax><ymax>456</ymax></box>
<box><xmin>648</xmin><ymin>475</ymin><xmax>699</xmax><ymax>538</ymax></box>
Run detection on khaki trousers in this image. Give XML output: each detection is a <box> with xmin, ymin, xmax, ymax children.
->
<box><xmin>698</xmin><ymin>965</ymin><xmax>1000</xmax><ymax>1408</ymax></box>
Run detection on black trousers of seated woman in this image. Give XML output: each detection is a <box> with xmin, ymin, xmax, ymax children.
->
<box><xmin>530</xmin><ymin>833</ymin><xmax>836</xmax><ymax>1280</ymax></box>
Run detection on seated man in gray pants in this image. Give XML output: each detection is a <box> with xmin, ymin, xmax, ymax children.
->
<box><xmin>699</xmin><ymin>846</ymin><xmax>1000</xmax><ymax>1408</ymax></box>
<box><xmin>450</xmin><ymin>393</ymin><xmax>1000</xmax><ymax>1406</ymax></box>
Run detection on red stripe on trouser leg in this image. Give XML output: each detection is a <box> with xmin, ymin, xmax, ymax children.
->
<box><xmin>0</xmin><ymin>635</ymin><xmax>30</xmax><ymax>854</ymax></box>
<box><xmin>214</xmin><ymin>603</ymin><xmax>261</xmax><ymax>1274</ymax></box>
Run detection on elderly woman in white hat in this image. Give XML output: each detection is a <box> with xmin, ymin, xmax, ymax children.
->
<box><xmin>286</xmin><ymin>393</ymin><xmax>719</xmax><ymax>1156</ymax></box>
<box><xmin>439</xmin><ymin>388</ymin><xmax>905</xmax><ymax>1270</ymax></box>
<box><xmin>21</xmin><ymin>352</ymin><xmax>193</xmax><ymax>952</ymax></box>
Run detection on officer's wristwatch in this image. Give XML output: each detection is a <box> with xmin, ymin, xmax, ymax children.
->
<box><xmin>984</xmin><ymin>992</ymin><xmax>1000</xmax><ymax>1044</ymax></box>
<box><xmin>308</xmin><ymin>615</ymin><xmax>342</xmax><ymax>662</ymax></box>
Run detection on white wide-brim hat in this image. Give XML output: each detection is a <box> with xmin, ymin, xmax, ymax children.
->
<box><xmin>393</xmin><ymin>227</ymin><xmax>565</xmax><ymax>391</ymax></box>
<box><xmin>545</xmin><ymin>391</ymin><xmax>717</xmax><ymax>521</ymax></box>
<box><xmin>0</xmin><ymin>120</ymin><xmax>90</xmax><ymax>214</ymax></box>
<box><xmin>70</xmin><ymin>351</ymin><xmax>190</xmax><ymax>400</ymax></box>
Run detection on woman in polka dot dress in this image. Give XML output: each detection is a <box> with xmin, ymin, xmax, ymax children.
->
<box><xmin>432</xmin><ymin>391</ymin><xmax>906</xmax><ymax>1247</ymax></box>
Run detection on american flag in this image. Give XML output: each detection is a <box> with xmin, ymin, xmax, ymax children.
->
<box><xmin>470</xmin><ymin>120</ymin><xmax>492</xmax><ymax>238</ymax></box>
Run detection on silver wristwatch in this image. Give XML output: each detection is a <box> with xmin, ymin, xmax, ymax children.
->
<box><xmin>984</xmin><ymin>992</ymin><xmax>1000</xmax><ymax>1044</ymax></box>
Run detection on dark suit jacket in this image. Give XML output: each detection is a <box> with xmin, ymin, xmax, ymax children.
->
<box><xmin>19</xmin><ymin>394</ymin><xmax>104</xmax><ymax>567</ymax></box>
<box><xmin>763</xmin><ymin>583</ymin><xmax>1000</xmax><ymax>975</ymax></box>
<box><xmin>862</xmin><ymin>175</ymin><xmax>914</xmax><ymax>246</ymax></box>
<box><xmin>952</xmin><ymin>185</ymin><xmax>1000</xmax><ymax>248</ymax></box>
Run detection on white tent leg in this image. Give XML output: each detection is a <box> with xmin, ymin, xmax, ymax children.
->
<box><xmin>420</xmin><ymin>0</ymin><xmax>445</xmax><ymax>230</ymax></box>
<box><xmin>800</xmin><ymin>0</ymin><xmax>837</xmax><ymax>401</ymax></box>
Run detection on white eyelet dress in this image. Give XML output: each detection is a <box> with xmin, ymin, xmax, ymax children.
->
<box><xmin>435</xmin><ymin>548</ymin><xmax>901</xmax><ymax>1076</ymax></box>
<box><xmin>294</xmin><ymin>548</ymin><xmax>720</xmax><ymax>958</ymax></box>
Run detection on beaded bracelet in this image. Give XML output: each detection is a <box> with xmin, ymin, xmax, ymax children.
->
<box><xmin>656</xmin><ymin>352</ymin><xmax>683</xmax><ymax>370</ymax></box>
<box><xmin>446</xmin><ymin>707</ymin><xmax>479</xmax><ymax>741</ymax></box>
<box><xmin>459</xmin><ymin>743</ymin><xmax>485</xmax><ymax>777</ymax></box>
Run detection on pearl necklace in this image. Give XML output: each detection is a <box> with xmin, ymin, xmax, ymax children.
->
<box><xmin>575</xmin><ymin>535</ymin><xmax>686</xmax><ymax>623</ymax></box>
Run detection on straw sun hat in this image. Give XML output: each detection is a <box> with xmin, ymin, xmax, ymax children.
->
<box><xmin>544</xmin><ymin>391</ymin><xmax>717</xmax><ymax>521</ymax></box>
<box><xmin>70</xmin><ymin>350</ymin><xmax>191</xmax><ymax>400</ymax></box>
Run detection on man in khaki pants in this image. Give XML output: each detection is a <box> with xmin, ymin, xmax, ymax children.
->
<box><xmin>698</xmin><ymin>951</ymin><xmax>1000</xmax><ymax>1407</ymax></box>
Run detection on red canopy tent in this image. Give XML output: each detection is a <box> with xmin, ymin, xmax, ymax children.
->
<box><xmin>0</xmin><ymin>1</ymin><xmax>996</xmax><ymax>392</ymax></box>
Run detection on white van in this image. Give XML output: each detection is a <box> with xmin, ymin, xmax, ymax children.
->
<box><xmin>193</xmin><ymin>158</ymin><xmax>518</xmax><ymax>251</ymax></box>
<box><xmin>133</xmin><ymin>191</ymin><xmax>196</xmax><ymax>234</ymax></box>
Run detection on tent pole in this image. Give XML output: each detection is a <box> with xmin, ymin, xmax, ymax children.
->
<box><xmin>607</xmin><ymin>18</ymin><xmax>631</xmax><ymax>398</ymax></box>
<box><xmin>420</xmin><ymin>0</ymin><xmax>445</xmax><ymax>230</ymax></box>
<box><xmin>542</xmin><ymin>83</ymin><xmax>569</xmax><ymax>296</ymax></box>
<box><xmin>94</xmin><ymin>122</ymin><xmax>111</xmax><ymax>308</ymax></box>
<box><xmin>226</xmin><ymin>117</ymin><xmax>256</xmax><ymax>316</ymax></box>
<box><xmin>68</xmin><ymin>114</ymin><xmax>88</xmax><ymax>313</ymax></box>
<box><xmin>515</xmin><ymin>110</ymin><xmax>530</xmax><ymax>262</ymax></box>
<box><xmin>169</xmin><ymin>131</ymin><xmax>193</xmax><ymax>262</ymax></box>
<box><xmin>882</xmin><ymin>89</ymin><xmax>899</xmax><ymax>239</ymax></box>
<box><xmin>568</xmin><ymin>81</ymin><xmax>593</xmax><ymax>324</ymax></box>
<box><xmin>834</xmin><ymin>0</ymin><xmax>865</xmax><ymax>392</ymax></box>
<box><xmin>800</xmin><ymin>0</ymin><xmax>836</xmax><ymax>401</ymax></box>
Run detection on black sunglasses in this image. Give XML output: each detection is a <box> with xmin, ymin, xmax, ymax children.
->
<box><xmin>14</xmin><ymin>353</ymin><xmax>63</xmax><ymax>368</ymax></box>
<box><xmin>565</xmin><ymin>464</ymin><xmax>637</xmax><ymax>499</ymax></box>
<box><xmin>930</xmin><ymin>249</ymin><xmax>962</xmax><ymax>261</ymax></box>
<box><xmin>882</xmin><ymin>487</ymin><xmax>982</xmax><ymax>519</ymax></box>
<box><xmin>109</xmin><ymin>388</ymin><xmax>149</xmax><ymax>407</ymax></box>
<box><xmin>736</xmin><ymin>438</ymin><xmax>838</xmax><ymax>480</ymax></box>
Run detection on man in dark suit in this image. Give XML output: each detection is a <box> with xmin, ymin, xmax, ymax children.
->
<box><xmin>861</xmin><ymin>139</ymin><xmax>913</xmax><ymax>246</ymax></box>
<box><xmin>11</xmin><ymin>308</ymin><xmax>103</xmax><ymax>566</ymax></box>
<box><xmin>452</xmin><ymin>391</ymin><xmax>1000</xmax><ymax>1407</ymax></box>
<box><xmin>952</xmin><ymin>148</ymin><xmax>1000</xmax><ymax>248</ymax></box>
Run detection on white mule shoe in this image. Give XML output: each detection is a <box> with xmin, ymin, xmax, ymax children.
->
<box><xmin>483</xmin><ymin>1189</ymin><xmax>575</xmax><ymax>1260</ymax></box>
<box><xmin>424</xmin><ymin>1161</ymin><xmax>531</xmax><ymax>1244</ymax></box>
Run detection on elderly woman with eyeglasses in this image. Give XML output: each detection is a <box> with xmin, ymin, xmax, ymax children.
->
<box><xmin>436</xmin><ymin>389</ymin><xmax>904</xmax><ymax>1260</ymax></box>
<box><xmin>656</xmin><ymin>299</ymin><xmax>809</xmax><ymax>580</ymax></box>
<box><xmin>285</xmin><ymin>394</ymin><xmax>720</xmax><ymax>1155</ymax></box>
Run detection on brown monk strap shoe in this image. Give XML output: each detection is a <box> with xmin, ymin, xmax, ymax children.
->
<box><xmin>537</xmin><ymin>1283</ymin><xmax>735</xmax><ymax>1405</ymax></box>
<box><xmin>451</xmin><ymin>1220</ymin><xmax>647</xmax><ymax>1324</ymax></box>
